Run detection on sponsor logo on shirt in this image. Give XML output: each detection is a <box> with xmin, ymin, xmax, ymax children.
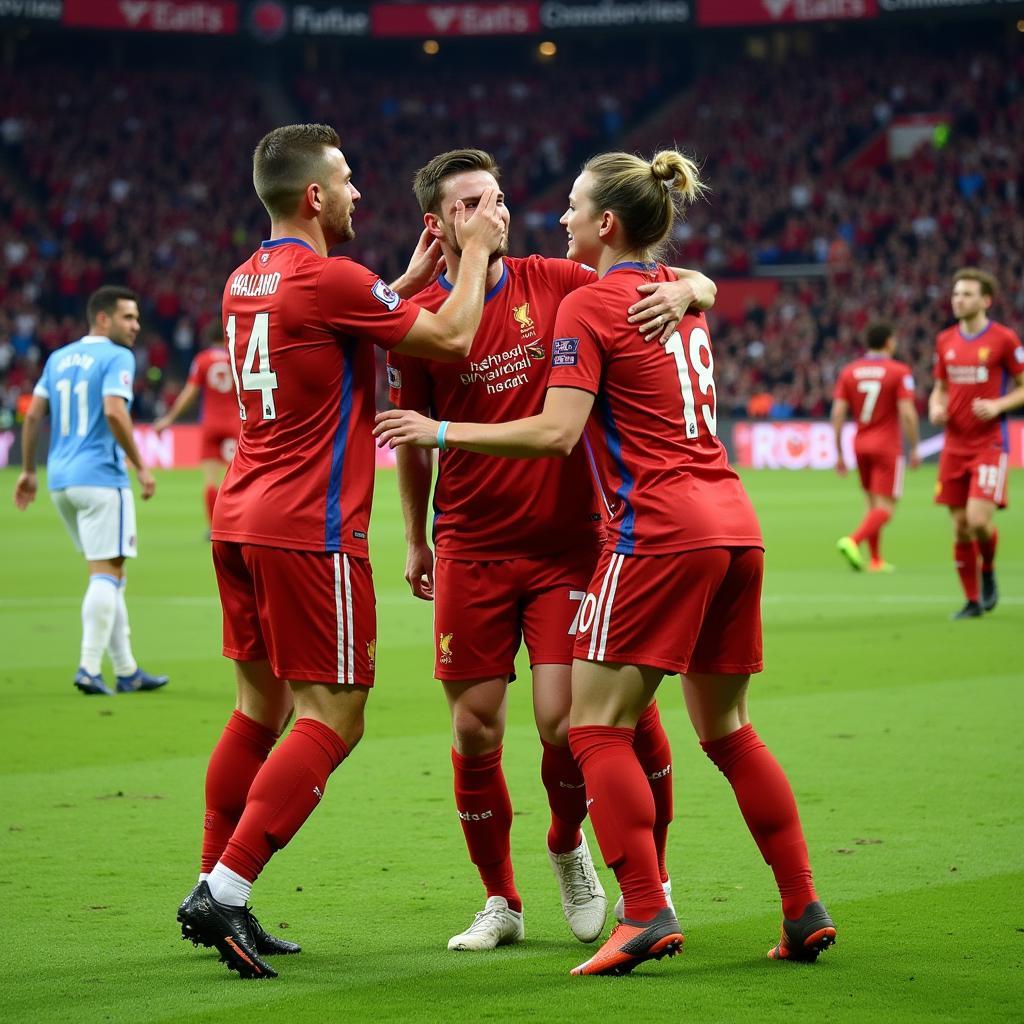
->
<box><xmin>387</xmin><ymin>364</ymin><xmax>402</xmax><ymax>390</ymax></box>
<box><xmin>947</xmin><ymin>365</ymin><xmax>989</xmax><ymax>384</ymax></box>
<box><xmin>458</xmin><ymin>345</ymin><xmax>531</xmax><ymax>395</ymax></box>
<box><xmin>372</xmin><ymin>279</ymin><xmax>400</xmax><ymax>311</ymax></box>
<box><xmin>438</xmin><ymin>631</ymin><xmax>454</xmax><ymax>664</ymax></box>
<box><xmin>978</xmin><ymin>347</ymin><xmax>990</xmax><ymax>362</ymax></box>
<box><xmin>552</xmin><ymin>336</ymin><xmax>579</xmax><ymax>367</ymax></box>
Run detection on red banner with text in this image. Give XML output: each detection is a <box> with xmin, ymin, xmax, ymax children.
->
<box><xmin>63</xmin><ymin>0</ymin><xmax>238</xmax><ymax>33</ymax></box>
<box><xmin>698</xmin><ymin>0</ymin><xmax>877</xmax><ymax>28</ymax></box>
<box><xmin>371</xmin><ymin>2</ymin><xmax>539</xmax><ymax>36</ymax></box>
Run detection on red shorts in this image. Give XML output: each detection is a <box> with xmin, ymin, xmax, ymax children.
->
<box><xmin>213</xmin><ymin>541</ymin><xmax>376</xmax><ymax>686</ymax></box>
<box><xmin>432</xmin><ymin>544</ymin><xmax>601</xmax><ymax>681</ymax></box>
<box><xmin>200</xmin><ymin>429</ymin><xmax>238</xmax><ymax>464</ymax></box>
<box><xmin>574</xmin><ymin>546</ymin><xmax>764</xmax><ymax>677</ymax></box>
<box><xmin>935</xmin><ymin>448</ymin><xmax>1009</xmax><ymax>509</ymax></box>
<box><xmin>855</xmin><ymin>451</ymin><xmax>905</xmax><ymax>500</ymax></box>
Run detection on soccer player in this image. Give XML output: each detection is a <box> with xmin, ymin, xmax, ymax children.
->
<box><xmin>154</xmin><ymin>321</ymin><xmax>240</xmax><ymax>529</ymax></box>
<box><xmin>832</xmin><ymin>321</ymin><xmax>920</xmax><ymax>572</ymax></box>
<box><xmin>375</xmin><ymin>148</ymin><xmax>835</xmax><ymax>977</ymax></box>
<box><xmin>929</xmin><ymin>268</ymin><xmax>1024</xmax><ymax>619</ymax></box>
<box><xmin>388</xmin><ymin>148</ymin><xmax>715</xmax><ymax>952</ymax></box>
<box><xmin>174</xmin><ymin>124</ymin><xmax>506</xmax><ymax>980</ymax></box>
<box><xmin>13</xmin><ymin>285</ymin><xmax>168</xmax><ymax>696</ymax></box>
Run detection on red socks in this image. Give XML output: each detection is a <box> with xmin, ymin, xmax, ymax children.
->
<box><xmin>204</xmin><ymin>484</ymin><xmax>218</xmax><ymax>525</ymax></box>
<box><xmin>201</xmin><ymin>710</ymin><xmax>278</xmax><ymax>874</ymax></box>
<box><xmin>452</xmin><ymin>747</ymin><xmax>521</xmax><ymax>912</ymax></box>
<box><xmin>568</xmin><ymin>725</ymin><xmax>665</xmax><ymax>921</ymax></box>
<box><xmin>633</xmin><ymin>703</ymin><xmax>674</xmax><ymax>883</ymax></box>
<box><xmin>955</xmin><ymin>541</ymin><xmax>980</xmax><ymax>602</ymax></box>
<box><xmin>540</xmin><ymin>739</ymin><xmax>586</xmax><ymax>855</ymax></box>
<box><xmin>977</xmin><ymin>529</ymin><xmax>997</xmax><ymax>573</ymax></box>
<box><xmin>701</xmin><ymin>723</ymin><xmax>816</xmax><ymax>921</ymax></box>
<box><xmin>219</xmin><ymin>718</ymin><xmax>349</xmax><ymax>883</ymax></box>
<box><xmin>851</xmin><ymin>507</ymin><xmax>891</xmax><ymax>559</ymax></box>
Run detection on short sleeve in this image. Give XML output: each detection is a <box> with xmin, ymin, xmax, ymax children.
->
<box><xmin>102</xmin><ymin>347</ymin><xmax>135</xmax><ymax>400</ymax></box>
<box><xmin>316</xmin><ymin>258</ymin><xmax>421</xmax><ymax>350</ymax></box>
<box><xmin>897</xmin><ymin>363</ymin><xmax>915</xmax><ymax>400</ymax></box>
<box><xmin>186</xmin><ymin>354</ymin><xmax>203</xmax><ymax>388</ymax></box>
<box><xmin>933</xmin><ymin>340</ymin><xmax>947</xmax><ymax>381</ymax></box>
<box><xmin>1001</xmin><ymin>331</ymin><xmax>1024</xmax><ymax>376</ymax></box>
<box><xmin>832</xmin><ymin>369</ymin><xmax>850</xmax><ymax>403</ymax></box>
<box><xmin>546</xmin><ymin>292</ymin><xmax>604</xmax><ymax>396</ymax></box>
<box><xmin>32</xmin><ymin>356</ymin><xmax>51</xmax><ymax>400</ymax></box>
<box><xmin>388</xmin><ymin>351</ymin><xmax>433</xmax><ymax>410</ymax></box>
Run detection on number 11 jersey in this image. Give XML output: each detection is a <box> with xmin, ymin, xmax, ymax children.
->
<box><xmin>546</xmin><ymin>262</ymin><xmax>762</xmax><ymax>556</ymax></box>
<box><xmin>213</xmin><ymin>238</ymin><xmax>419</xmax><ymax>555</ymax></box>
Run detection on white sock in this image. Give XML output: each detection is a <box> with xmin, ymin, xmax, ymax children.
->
<box><xmin>198</xmin><ymin>872</ymin><xmax>210</xmax><ymax>883</ymax></box>
<box><xmin>80</xmin><ymin>574</ymin><xmax>119</xmax><ymax>675</ymax></box>
<box><xmin>208</xmin><ymin>863</ymin><xmax>252</xmax><ymax>907</ymax></box>
<box><xmin>107</xmin><ymin>578</ymin><xmax>138</xmax><ymax>677</ymax></box>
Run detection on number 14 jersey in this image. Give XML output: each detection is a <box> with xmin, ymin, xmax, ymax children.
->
<box><xmin>213</xmin><ymin>238</ymin><xmax>419</xmax><ymax>555</ymax></box>
<box><xmin>546</xmin><ymin>262</ymin><xmax>762</xmax><ymax>556</ymax></box>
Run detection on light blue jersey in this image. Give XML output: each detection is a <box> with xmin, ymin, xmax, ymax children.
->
<box><xmin>33</xmin><ymin>335</ymin><xmax>136</xmax><ymax>491</ymax></box>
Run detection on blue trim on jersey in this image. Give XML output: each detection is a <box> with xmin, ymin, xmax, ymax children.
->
<box><xmin>595</xmin><ymin>393</ymin><xmax>636</xmax><ymax>555</ymax></box>
<box><xmin>437</xmin><ymin>261</ymin><xmax>509</xmax><ymax>303</ymax></box>
<box><xmin>325</xmin><ymin>340</ymin><xmax>355</xmax><ymax>551</ymax></box>
<box><xmin>607</xmin><ymin>260</ymin><xmax>658</xmax><ymax>276</ymax></box>
<box><xmin>958</xmin><ymin>321</ymin><xmax>992</xmax><ymax>342</ymax></box>
<box><xmin>261</xmin><ymin>237</ymin><xmax>315</xmax><ymax>252</ymax></box>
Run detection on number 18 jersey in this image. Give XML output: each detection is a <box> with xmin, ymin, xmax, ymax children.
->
<box><xmin>213</xmin><ymin>239</ymin><xmax>419</xmax><ymax>555</ymax></box>
<box><xmin>546</xmin><ymin>262</ymin><xmax>762</xmax><ymax>556</ymax></box>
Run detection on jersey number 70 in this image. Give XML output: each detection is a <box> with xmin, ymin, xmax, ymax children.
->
<box><xmin>226</xmin><ymin>313</ymin><xmax>279</xmax><ymax>421</ymax></box>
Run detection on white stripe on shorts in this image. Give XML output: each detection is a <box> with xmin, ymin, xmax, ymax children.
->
<box><xmin>596</xmin><ymin>553</ymin><xmax>625</xmax><ymax>662</ymax></box>
<box><xmin>333</xmin><ymin>553</ymin><xmax>346</xmax><ymax>686</ymax></box>
<box><xmin>343</xmin><ymin>554</ymin><xmax>354</xmax><ymax>686</ymax></box>
<box><xmin>587</xmin><ymin>553</ymin><xmax>619</xmax><ymax>660</ymax></box>
<box><xmin>995</xmin><ymin>452</ymin><xmax>1008</xmax><ymax>504</ymax></box>
<box><xmin>893</xmin><ymin>456</ymin><xmax>906</xmax><ymax>499</ymax></box>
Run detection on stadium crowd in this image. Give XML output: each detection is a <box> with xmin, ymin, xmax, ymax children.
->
<box><xmin>1</xmin><ymin>39</ymin><xmax>1021</xmax><ymax>425</ymax></box>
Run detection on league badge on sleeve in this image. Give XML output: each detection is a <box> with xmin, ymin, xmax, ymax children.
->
<box><xmin>372</xmin><ymin>279</ymin><xmax>401</xmax><ymax>311</ymax></box>
<box><xmin>120</xmin><ymin>370</ymin><xmax>132</xmax><ymax>390</ymax></box>
<box><xmin>552</xmin><ymin>337</ymin><xmax>580</xmax><ymax>367</ymax></box>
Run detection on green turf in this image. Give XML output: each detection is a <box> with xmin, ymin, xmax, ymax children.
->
<box><xmin>1</xmin><ymin>466</ymin><xmax>1021</xmax><ymax>1022</ymax></box>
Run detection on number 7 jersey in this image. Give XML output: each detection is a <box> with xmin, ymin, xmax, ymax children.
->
<box><xmin>213</xmin><ymin>238</ymin><xmax>419</xmax><ymax>554</ymax></box>
<box><xmin>546</xmin><ymin>262</ymin><xmax>762</xmax><ymax>556</ymax></box>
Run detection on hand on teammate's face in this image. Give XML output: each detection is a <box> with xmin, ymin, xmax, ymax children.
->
<box><xmin>454</xmin><ymin>187</ymin><xmax>505</xmax><ymax>255</ymax></box>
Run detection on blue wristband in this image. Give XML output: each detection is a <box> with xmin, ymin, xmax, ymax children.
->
<box><xmin>437</xmin><ymin>420</ymin><xmax>450</xmax><ymax>451</ymax></box>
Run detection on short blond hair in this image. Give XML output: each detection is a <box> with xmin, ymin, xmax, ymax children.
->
<box><xmin>583</xmin><ymin>149</ymin><xmax>707</xmax><ymax>260</ymax></box>
<box><xmin>953</xmin><ymin>267</ymin><xmax>997</xmax><ymax>298</ymax></box>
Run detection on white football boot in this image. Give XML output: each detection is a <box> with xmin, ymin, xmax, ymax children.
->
<box><xmin>548</xmin><ymin>833</ymin><xmax>607</xmax><ymax>942</ymax></box>
<box><xmin>614</xmin><ymin>878</ymin><xmax>675</xmax><ymax>923</ymax></box>
<box><xmin>447</xmin><ymin>896</ymin><xmax>525</xmax><ymax>951</ymax></box>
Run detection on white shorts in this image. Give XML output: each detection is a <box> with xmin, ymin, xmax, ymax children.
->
<box><xmin>52</xmin><ymin>486</ymin><xmax>138</xmax><ymax>561</ymax></box>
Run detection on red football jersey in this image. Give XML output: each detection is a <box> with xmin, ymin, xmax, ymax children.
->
<box><xmin>546</xmin><ymin>262</ymin><xmax>762</xmax><ymax>556</ymax></box>
<box><xmin>833</xmin><ymin>353</ymin><xmax>915</xmax><ymax>456</ymax></box>
<box><xmin>213</xmin><ymin>238</ymin><xmax>419</xmax><ymax>554</ymax></box>
<box><xmin>388</xmin><ymin>255</ymin><xmax>603</xmax><ymax>559</ymax></box>
<box><xmin>187</xmin><ymin>347</ymin><xmax>240</xmax><ymax>435</ymax></box>
<box><xmin>934</xmin><ymin>320</ymin><xmax>1024</xmax><ymax>454</ymax></box>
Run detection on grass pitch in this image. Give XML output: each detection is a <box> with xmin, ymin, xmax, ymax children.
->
<box><xmin>1</xmin><ymin>466</ymin><xmax>1021</xmax><ymax>1023</ymax></box>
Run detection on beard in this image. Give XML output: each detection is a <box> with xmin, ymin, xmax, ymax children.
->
<box><xmin>324</xmin><ymin>192</ymin><xmax>355</xmax><ymax>245</ymax></box>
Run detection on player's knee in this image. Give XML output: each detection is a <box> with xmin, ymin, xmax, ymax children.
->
<box><xmin>536</xmin><ymin>714</ymin><xmax>570</xmax><ymax>747</ymax></box>
<box><xmin>452</xmin><ymin>713</ymin><xmax>503</xmax><ymax>756</ymax></box>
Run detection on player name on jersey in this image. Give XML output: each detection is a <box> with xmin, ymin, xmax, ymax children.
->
<box><xmin>228</xmin><ymin>272</ymin><xmax>282</xmax><ymax>297</ymax></box>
